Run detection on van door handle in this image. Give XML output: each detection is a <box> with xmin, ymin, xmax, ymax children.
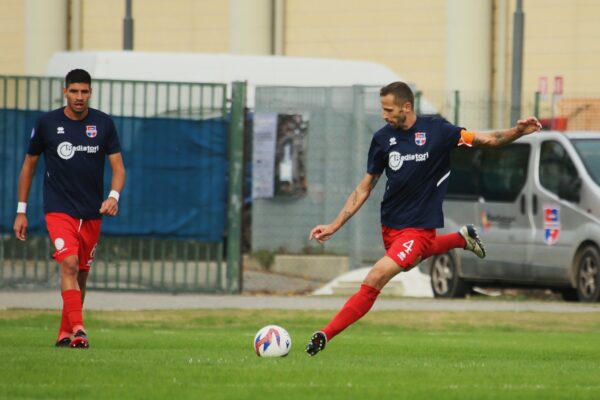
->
<box><xmin>520</xmin><ymin>194</ymin><xmax>526</xmax><ymax>214</ymax></box>
<box><xmin>532</xmin><ymin>194</ymin><xmax>538</xmax><ymax>215</ymax></box>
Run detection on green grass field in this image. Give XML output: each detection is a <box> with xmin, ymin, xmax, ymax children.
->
<box><xmin>1</xmin><ymin>308</ymin><xmax>600</xmax><ymax>399</ymax></box>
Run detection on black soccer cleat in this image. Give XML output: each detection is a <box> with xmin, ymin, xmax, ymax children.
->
<box><xmin>70</xmin><ymin>329</ymin><xmax>89</xmax><ymax>349</ymax></box>
<box><xmin>459</xmin><ymin>224</ymin><xmax>486</xmax><ymax>259</ymax></box>
<box><xmin>305</xmin><ymin>331</ymin><xmax>327</xmax><ymax>356</ymax></box>
<box><xmin>55</xmin><ymin>337</ymin><xmax>71</xmax><ymax>348</ymax></box>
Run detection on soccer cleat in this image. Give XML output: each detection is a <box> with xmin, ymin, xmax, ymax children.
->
<box><xmin>459</xmin><ymin>224</ymin><xmax>486</xmax><ymax>259</ymax></box>
<box><xmin>70</xmin><ymin>329</ymin><xmax>89</xmax><ymax>349</ymax></box>
<box><xmin>305</xmin><ymin>331</ymin><xmax>327</xmax><ymax>356</ymax></box>
<box><xmin>55</xmin><ymin>337</ymin><xmax>71</xmax><ymax>348</ymax></box>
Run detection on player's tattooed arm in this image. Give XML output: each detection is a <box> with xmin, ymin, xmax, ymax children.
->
<box><xmin>340</xmin><ymin>211</ymin><xmax>353</xmax><ymax>225</ymax></box>
<box><xmin>335</xmin><ymin>173</ymin><xmax>380</xmax><ymax>229</ymax></box>
<box><xmin>351</xmin><ymin>190</ymin><xmax>358</xmax><ymax>206</ymax></box>
<box><xmin>471</xmin><ymin>117</ymin><xmax>542</xmax><ymax>148</ymax></box>
<box><xmin>472</xmin><ymin>130</ymin><xmax>513</xmax><ymax>147</ymax></box>
<box><xmin>369</xmin><ymin>174</ymin><xmax>380</xmax><ymax>190</ymax></box>
<box><xmin>309</xmin><ymin>173</ymin><xmax>380</xmax><ymax>242</ymax></box>
<box><xmin>339</xmin><ymin>192</ymin><xmax>360</xmax><ymax>226</ymax></box>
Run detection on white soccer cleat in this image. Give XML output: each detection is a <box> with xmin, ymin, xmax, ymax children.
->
<box><xmin>459</xmin><ymin>224</ymin><xmax>486</xmax><ymax>259</ymax></box>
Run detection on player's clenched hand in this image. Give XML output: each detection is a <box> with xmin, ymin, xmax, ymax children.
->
<box><xmin>309</xmin><ymin>224</ymin><xmax>337</xmax><ymax>244</ymax></box>
<box><xmin>13</xmin><ymin>214</ymin><xmax>28</xmax><ymax>241</ymax></box>
<box><xmin>516</xmin><ymin>116</ymin><xmax>542</xmax><ymax>136</ymax></box>
<box><xmin>99</xmin><ymin>197</ymin><xmax>119</xmax><ymax>216</ymax></box>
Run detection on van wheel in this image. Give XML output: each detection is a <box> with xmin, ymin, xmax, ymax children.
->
<box><xmin>430</xmin><ymin>253</ymin><xmax>470</xmax><ymax>298</ymax></box>
<box><xmin>576</xmin><ymin>246</ymin><xmax>600</xmax><ymax>302</ymax></box>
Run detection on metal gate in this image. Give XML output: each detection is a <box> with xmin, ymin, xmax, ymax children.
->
<box><xmin>0</xmin><ymin>76</ymin><xmax>244</xmax><ymax>293</ymax></box>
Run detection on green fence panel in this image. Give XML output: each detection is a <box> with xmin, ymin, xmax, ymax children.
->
<box><xmin>0</xmin><ymin>75</ymin><xmax>241</xmax><ymax>293</ymax></box>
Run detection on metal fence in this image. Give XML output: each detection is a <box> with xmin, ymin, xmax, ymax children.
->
<box><xmin>0</xmin><ymin>75</ymin><xmax>244</xmax><ymax>293</ymax></box>
<box><xmin>534</xmin><ymin>92</ymin><xmax>600</xmax><ymax>131</ymax></box>
<box><xmin>0</xmin><ymin>76</ymin><xmax>227</xmax><ymax>118</ymax></box>
<box><xmin>251</xmin><ymin>86</ymin><xmax>387</xmax><ymax>268</ymax></box>
<box><xmin>414</xmin><ymin>89</ymin><xmax>600</xmax><ymax>131</ymax></box>
<box><xmin>251</xmin><ymin>85</ymin><xmax>600</xmax><ymax>270</ymax></box>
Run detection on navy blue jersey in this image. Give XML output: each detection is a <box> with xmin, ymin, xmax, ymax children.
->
<box><xmin>367</xmin><ymin>116</ymin><xmax>462</xmax><ymax>229</ymax></box>
<box><xmin>27</xmin><ymin>108</ymin><xmax>121</xmax><ymax>219</ymax></box>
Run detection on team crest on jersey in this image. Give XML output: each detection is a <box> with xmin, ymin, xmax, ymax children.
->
<box><xmin>389</xmin><ymin>151</ymin><xmax>403</xmax><ymax>171</ymax></box>
<box><xmin>415</xmin><ymin>132</ymin><xmax>427</xmax><ymax>146</ymax></box>
<box><xmin>86</xmin><ymin>125</ymin><xmax>97</xmax><ymax>138</ymax></box>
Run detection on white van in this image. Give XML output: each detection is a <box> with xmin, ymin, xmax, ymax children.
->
<box><xmin>421</xmin><ymin>131</ymin><xmax>600</xmax><ymax>302</ymax></box>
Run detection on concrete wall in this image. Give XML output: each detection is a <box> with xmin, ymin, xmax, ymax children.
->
<box><xmin>78</xmin><ymin>0</ymin><xmax>229</xmax><ymax>52</ymax></box>
<box><xmin>24</xmin><ymin>0</ymin><xmax>68</xmax><ymax>75</ymax></box>
<box><xmin>2</xmin><ymin>0</ymin><xmax>600</xmax><ymax>103</ymax></box>
<box><xmin>520</xmin><ymin>0</ymin><xmax>600</xmax><ymax>97</ymax></box>
<box><xmin>0</xmin><ymin>0</ymin><xmax>26</xmax><ymax>74</ymax></box>
<box><xmin>445</xmin><ymin>0</ymin><xmax>492</xmax><ymax>129</ymax></box>
<box><xmin>285</xmin><ymin>1</ymin><xmax>447</xmax><ymax>105</ymax></box>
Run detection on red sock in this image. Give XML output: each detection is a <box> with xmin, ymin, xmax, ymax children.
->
<box><xmin>62</xmin><ymin>289</ymin><xmax>84</xmax><ymax>333</ymax></box>
<box><xmin>322</xmin><ymin>284</ymin><xmax>380</xmax><ymax>341</ymax></box>
<box><xmin>423</xmin><ymin>233</ymin><xmax>466</xmax><ymax>258</ymax></box>
<box><xmin>57</xmin><ymin>307</ymin><xmax>72</xmax><ymax>340</ymax></box>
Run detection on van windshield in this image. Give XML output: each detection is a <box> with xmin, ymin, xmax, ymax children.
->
<box><xmin>572</xmin><ymin>139</ymin><xmax>600</xmax><ymax>185</ymax></box>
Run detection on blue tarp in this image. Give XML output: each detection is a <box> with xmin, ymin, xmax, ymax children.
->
<box><xmin>0</xmin><ymin>109</ymin><xmax>228</xmax><ymax>241</ymax></box>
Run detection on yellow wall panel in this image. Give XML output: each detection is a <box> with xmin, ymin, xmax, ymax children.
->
<box><xmin>80</xmin><ymin>0</ymin><xmax>122</xmax><ymax>49</ymax></box>
<box><xmin>135</xmin><ymin>0</ymin><xmax>228</xmax><ymax>52</ymax></box>
<box><xmin>0</xmin><ymin>0</ymin><xmax>25</xmax><ymax>74</ymax></box>
<box><xmin>78</xmin><ymin>0</ymin><xmax>228</xmax><ymax>52</ymax></box>
<box><xmin>522</xmin><ymin>0</ymin><xmax>600</xmax><ymax>96</ymax></box>
<box><xmin>1</xmin><ymin>0</ymin><xmax>599</xmax><ymax>102</ymax></box>
<box><xmin>285</xmin><ymin>0</ymin><xmax>446</xmax><ymax>95</ymax></box>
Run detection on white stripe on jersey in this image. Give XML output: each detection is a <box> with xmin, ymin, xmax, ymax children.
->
<box><xmin>436</xmin><ymin>171</ymin><xmax>451</xmax><ymax>187</ymax></box>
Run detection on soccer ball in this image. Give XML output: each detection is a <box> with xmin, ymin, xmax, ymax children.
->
<box><xmin>253</xmin><ymin>325</ymin><xmax>292</xmax><ymax>357</ymax></box>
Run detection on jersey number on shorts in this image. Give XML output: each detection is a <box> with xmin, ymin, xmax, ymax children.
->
<box><xmin>397</xmin><ymin>240</ymin><xmax>414</xmax><ymax>261</ymax></box>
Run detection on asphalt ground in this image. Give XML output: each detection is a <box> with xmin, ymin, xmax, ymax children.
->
<box><xmin>1</xmin><ymin>289</ymin><xmax>600</xmax><ymax>313</ymax></box>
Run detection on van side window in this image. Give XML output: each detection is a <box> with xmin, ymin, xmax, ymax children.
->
<box><xmin>571</xmin><ymin>139</ymin><xmax>600</xmax><ymax>185</ymax></box>
<box><xmin>539</xmin><ymin>141</ymin><xmax>579</xmax><ymax>198</ymax></box>
<box><xmin>447</xmin><ymin>147</ymin><xmax>482</xmax><ymax>198</ymax></box>
<box><xmin>447</xmin><ymin>144</ymin><xmax>530</xmax><ymax>202</ymax></box>
<box><xmin>480</xmin><ymin>144</ymin><xmax>530</xmax><ymax>202</ymax></box>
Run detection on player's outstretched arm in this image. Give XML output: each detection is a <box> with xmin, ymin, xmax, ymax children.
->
<box><xmin>309</xmin><ymin>173</ymin><xmax>380</xmax><ymax>244</ymax></box>
<box><xmin>471</xmin><ymin>116</ymin><xmax>542</xmax><ymax>148</ymax></box>
<box><xmin>13</xmin><ymin>154</ymin><xmax>40</xmax><ymax>241</ymax></box>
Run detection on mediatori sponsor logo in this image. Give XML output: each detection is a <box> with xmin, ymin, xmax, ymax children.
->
<box><xmin>57</xmin><ymin>141</ymin><xmax>99</xmax><ymax>160</ymax></box>
<box><xmin>388</xmin><ymin>151</ymin><xmax>429</xmax><ymax>171</ymax></box>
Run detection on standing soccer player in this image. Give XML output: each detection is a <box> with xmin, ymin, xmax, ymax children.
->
<box><xmin>13</xmin><ymin>69</ymin><xmax>125</xmax><ymax>349</ymax></box>
<box><xmin>305</xmin><ymin>81</ymin><xmax>541</xmax><ymax>356</ymax></box>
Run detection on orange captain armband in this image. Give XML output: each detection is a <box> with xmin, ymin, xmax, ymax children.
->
<box><xmin>458</xmin><ymin>130</ymin><xmax>475</xmax><ymax>147</ymax></box>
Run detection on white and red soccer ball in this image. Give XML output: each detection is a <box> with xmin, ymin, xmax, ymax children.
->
<box><xmin>254</xmin><ymin>325</ymin><xmax>292</xmax><ymax>357</ymax></box>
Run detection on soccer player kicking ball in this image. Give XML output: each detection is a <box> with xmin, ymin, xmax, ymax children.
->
<box><xmin>305</xmin><ymin>81</ymin><xmax>542</xmax><ymax>356</ymax></box>
<box><xmin>13</xmin><ymin>69</ymin><xmax>125</xmax><ymax>349</ymax></box>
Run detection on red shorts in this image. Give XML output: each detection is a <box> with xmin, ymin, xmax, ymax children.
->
<box><xmin>381</xmin><ymin>225</ymin><xmax>436</xmax><ymax>269</ymax></box>
<box><xmin>45</xmin><ymin>212</ymin><xmax>102</xmax><ymax>271</ymax></box>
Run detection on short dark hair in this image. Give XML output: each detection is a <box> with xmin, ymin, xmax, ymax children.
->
<box><xmin>65</xmin><ymin>69</ymin><xmax>92</xmax><ymax>87</ymax></box>
<box><xmin>380</xmin><ymin>81</ymin><xmax>414</xmax><ymax>108</ymax></box>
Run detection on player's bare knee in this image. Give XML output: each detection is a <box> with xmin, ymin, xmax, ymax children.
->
<box><xmin>60</xmin><ymin>257</ymin><xmax>79</xmax><ymax>277</ymax></box>
<box><xmin>363</xmin><ymin>269</ymin><xmax>391</xmax><ymax>290</ymax></box>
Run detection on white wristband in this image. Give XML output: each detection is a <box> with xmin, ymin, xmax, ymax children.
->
<box><xmin>108</xmin><ymin>190</ymin><xmax>120</xmax><ymax>202</ymax></box>
<box><xmin>17</xmin><ymin>202</ymin><xmax>27</xmax><ymax>214</ymax></box>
